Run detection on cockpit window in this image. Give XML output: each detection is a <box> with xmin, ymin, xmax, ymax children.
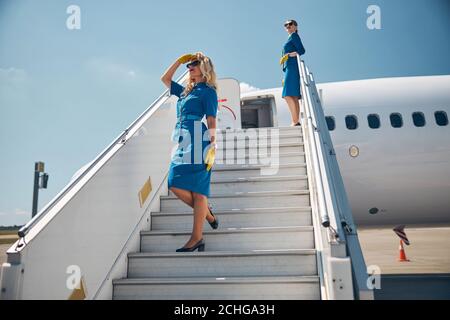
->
<box><xmin>390</xmin><ymin>113</ymin><xmax>403</xmax><ymax>128</ymax></box>
<box><xmin>368</xmin><ymin>114</ymin><xmax>380</xmax><ymax>129</ymax></box>
<box><xmin>345</xmin><ymin>115</ymin><xmax>358</xmax><ymax>130</ymax></box>
<box><xmin>435</xmin><ymin>111</ymin><xmax>448</xmax><ymax>126</ymax></box>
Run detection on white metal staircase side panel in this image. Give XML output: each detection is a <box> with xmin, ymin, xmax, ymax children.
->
<box><xmin>1</xmin><ymin>94</ymin><xmax>181</xmax><ymax>300</ymax></box>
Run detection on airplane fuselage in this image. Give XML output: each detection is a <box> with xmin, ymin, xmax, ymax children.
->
<box><xmin>240</xmin><ymin>75</ymin><xmax>450</xmax><ymax>226</ymax></box>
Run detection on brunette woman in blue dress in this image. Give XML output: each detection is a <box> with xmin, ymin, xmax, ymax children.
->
<box><xmin>280</xmin><ymin>19</ymin><xmax>306</xmax><ymax>126</ymax></box>
<box><xmin>161</xmin><ymin>52</ymin><xmax>219</xmax><ymax>252</ymax></box>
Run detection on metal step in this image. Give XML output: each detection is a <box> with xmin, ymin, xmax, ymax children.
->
<box><xmin>127</xmin><ymin>249</ymin><xmax>317</xmax><ymax>278</ymax></box>
<box><xmin>213</xmin><ymin>151</ymin><xmax>305</xmax><ymax>167</ymax></box>
<box><xmin>211</xmin><ymin>175</ymin><xmax>309</xmax><ymax>193</ymax></box>
<box><xmin>167</xmin><ymin>174</ymin><xmax>308</xmax><ymax>195</ymax></box>
<box><xmin>211</xmin><ymin>163</ymin><xmax>308</xmax><ymax>179</ymax></box>
<box><xmin>140</xmin><ymin>226</ymin><xmax>314</xmax><ymax>252</ymax></box>
<box><xmin>113</xmin><ymin>275</ymin><xmax>320</xmax><ymax>300</ymax></box>
<box><xmin>216</xmin><ymin>141</ymin><xmax>304</xmax><ymax>154</ymax></box>
<box><xmin>217</xmin><ymin>126</ymin><xmax>302</xmax><ymax>135</ymax></box>
<box><xmin>160</xmin><ymin>190</ymin><xmax>311</xmax><ymax>212</ymax></box>
<box><xmin>216</xmin><ymin>132</ymin><xmax>303</xmax><ymax>145</ymax></box>
<box><xmin>151</xmin><ymin>206</ymin><xmax>312</xmax><ymax>230</ymax></box>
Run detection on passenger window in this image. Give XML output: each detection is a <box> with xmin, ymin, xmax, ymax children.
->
<box><xmin>367</xmin><ymin>114</ymin><xmax>380</xmax><ymax>129</ymax></box>
<box><xmin>435</xmin><ymin>111</ymin><xmax>448</xmax><ymax>126</ymax></box>
<box><xmin>390</xmin><ymin>113</ymin><xmax>403</xmax><ymax>128</ymax></box>
<box><xmin>412</xmin><ymin>112</ymin><xmax>425</xmax><ymax>127</ymax></box>
<box><xmin>325</xmin><ymin>116</ymin><xmax>335</xmax><ymax>131</ymax></box>
<box><xmin>345</xmin><ymin>115</ymin><xmax>358</xmax><ymax>130</ymax></box>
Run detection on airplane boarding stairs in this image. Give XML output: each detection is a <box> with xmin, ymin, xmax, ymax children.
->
<box><xmin>112</xmin><ymin>125</ymin><xmax>320</xmax><ymax>299</ymax></box>
<box><xmin>0</xmin><ymin>61</ymin><xmax>373</xmax><ymax>300</ymax></box>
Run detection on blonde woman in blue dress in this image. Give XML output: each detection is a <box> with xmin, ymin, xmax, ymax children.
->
<box><xmin>161</xmin><ymin>52</ymin><xmax>219</xmax><ymax>252</ymax></box>
<box><xmin>280</xmin><ymin>19</ymin><xmax>306</xmax><ymax>126</ymax></box>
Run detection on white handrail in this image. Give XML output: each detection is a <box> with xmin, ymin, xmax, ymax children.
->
<box><xmin>298</xmin><ymin>57</ymin><xmax>373</xmax><ymax>299</ymax></box>
<box><xmin>298</xmin><ymin>58</ymin><xmax>346</xmax><ymax>299</ymax></box>
<box><xmin>306</xmin><ymin>67</ymin><xmax>373</xmax><ymax>299</ymax></box>
<box><xmin>298</xmin><ymin>59</ymin><xmax>344</xmax><ymax>242</ymax></box>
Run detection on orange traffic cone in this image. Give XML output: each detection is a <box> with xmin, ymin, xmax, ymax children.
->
<box><xmin>398</xmin><ymin>239</ymin><xmax>410</xmax><ymax>262</ymax></box>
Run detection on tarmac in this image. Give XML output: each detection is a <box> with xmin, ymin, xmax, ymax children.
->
<box><xmin>358</xmin><ymin>226</ymin><xmax>450</xmax><ymax>274</ymax></box>
<box><xmin>358</xmin><ymin>226</ymin><xmax>450</xmax><ymax>299</ymax></box>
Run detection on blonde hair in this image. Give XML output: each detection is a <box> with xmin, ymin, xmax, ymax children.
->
<box><xmin>182</xmin><ymin>52</ymin><xmax>218</xmax><ymax>97</ymax></box>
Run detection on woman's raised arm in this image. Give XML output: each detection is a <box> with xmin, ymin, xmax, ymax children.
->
<box><xmin>161</xmin><ymin>54</ymin><xmax>196</xmax><ymax>88</ymax></box>
<box><xmin>161</xmin><ymin>60</ymin><xmax>181</xmax><ymax>88</ymax></box>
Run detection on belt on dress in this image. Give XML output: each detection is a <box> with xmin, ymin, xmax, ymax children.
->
<box><xmin>172</xmin><ymin>114</ymin><xmax>204</xmax><ymax>142</ymax></box>
<box><xmin>176</xmin><ymin>114</ymin><xmax>204</xmax><ymax>122</ymax></box>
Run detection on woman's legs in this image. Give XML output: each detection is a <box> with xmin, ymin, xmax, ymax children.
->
<box><xmin>183</xmin><ymin>191</ymin><xmax>209</xmax><ymax>247</ymax></box>
<box><xmin>284</xmin><ymin>96</ymin><xmax>300</xmax><ymax>125</ymax></box>
<box><xmin>170</xmin><ymin>186</ymin><xmax>215</xmax><ymax>223</ymax></box>
<box><xmin>169</xmin><ymin>186</ymin><xmax>194</xmax><ymax>207</ymax></box>
<box><xmin>294</xmin><ymin>96</ymin><xmax>301</xmax><ymax>123</ymax></box>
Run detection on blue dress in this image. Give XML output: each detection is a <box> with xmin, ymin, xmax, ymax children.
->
<box><xmin>167</xmin><ymin>80</ymin><xmax>218</xmax><ymax>197</ymax></box>
<box><xmin>281</xmin><ymin>32</ymin><xmax>306</xmax><ymax>98</ymax></box>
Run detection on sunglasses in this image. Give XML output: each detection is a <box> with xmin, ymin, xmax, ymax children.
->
<box><xmin>284</xmin><ymin>22</ymin><xmax>293</xmax><ymax>27</ymax></box>
<box><xmin>186</xmin><ymin>60</ymin><xmax>200</xmax><ymax>68</ymax></box>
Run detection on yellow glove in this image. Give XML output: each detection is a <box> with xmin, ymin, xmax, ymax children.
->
<box><xmin>205</xmin><ymin>144</ymin><xmax>216</xmax><ymax>171</ymax></box>
<box><xmin>279</xmin><ymin>54</ymin><xmax>289</xmax><ymax>65</ymax></box>
<box><xmin>177</xmin><ymin>54</ymin><xmax>196</xmax><ymax>64</ymax></box>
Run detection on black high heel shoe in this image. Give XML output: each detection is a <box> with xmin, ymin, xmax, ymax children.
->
<box><xmin>176</xmin><ymin>238</ymin><xmax>205</xmax><ymax>252</ymax></box>
<box><xmin>207</xmin><ymin>205</ymin><xmax>219</xmax><ymax>229</ymax></box>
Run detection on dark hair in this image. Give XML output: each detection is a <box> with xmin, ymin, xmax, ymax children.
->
<box><xmin>285</xmin><ymin>19</ymin><xmax>298</xmax><ymax>33</ymax></box>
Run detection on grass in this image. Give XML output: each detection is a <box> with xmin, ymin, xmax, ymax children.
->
<box><xmin>0</xmin><ymin>230</ymin><xmax>19</xmax><ymax>245</ymax></box>
<box><xmin>0</xmin><ymin>230</ymin><xmax>19</xmax><ymax>236</ymax></box>
<box><xmin>0</xmin><ymin>238</ymin><xmax>18</xmax><ymax>245</ymax></box>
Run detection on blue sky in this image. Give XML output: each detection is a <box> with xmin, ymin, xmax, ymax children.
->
<box><xmin>1</xmin><ymin>0</ymin><xmax>449</xmax><ymax>226</ymax></box>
